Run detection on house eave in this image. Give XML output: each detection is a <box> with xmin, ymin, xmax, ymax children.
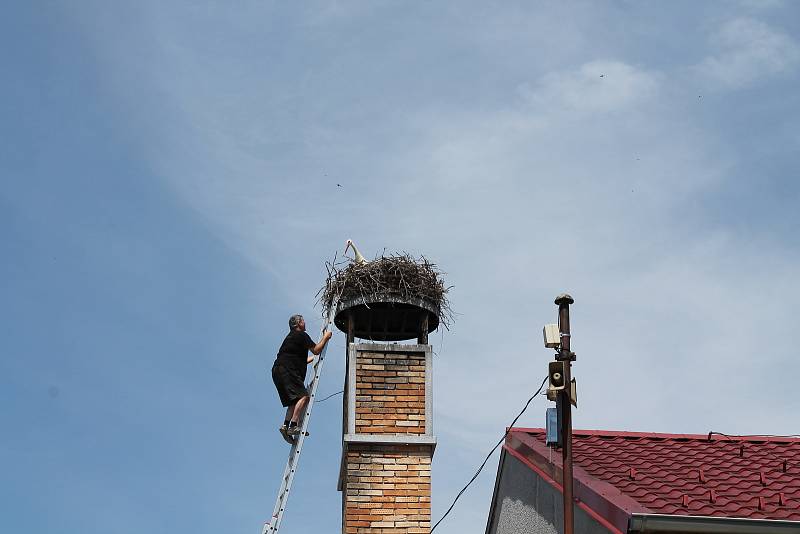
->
<box><xmin>629</xmin><ymin>513</ymin><xmax>800</xmax><ymax>534</ymax></box>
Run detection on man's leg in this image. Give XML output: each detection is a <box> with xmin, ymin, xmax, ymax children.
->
<box><xmin>286</xmin><ymin>396</ymin><xmax>309</xmax><ymax>439</ymax></box>
<box><xmin>284</xmin><ymin>405</ymin><xmax>293</xmax><ymax>425</ymax></box>
<box><xmin>279</xmin><ymin>403</ymin><xmax>295</xmax><ymax>444</ymax></box>
<box><xmin>291</xmin><ymin>395</ymin><xmax>309</xmax><ymax>424</ymax></box>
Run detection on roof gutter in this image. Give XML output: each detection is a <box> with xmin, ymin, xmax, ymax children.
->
<box><xmin>629</xmin><ymin>513</ymin><xmax>800</xmax><ymax>534</ymax></box>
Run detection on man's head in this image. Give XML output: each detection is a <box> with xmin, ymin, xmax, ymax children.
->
<box><xmin>289</xmin><ymin>314</ymin><xmax>306</xmax><ymax>332</ymax></box>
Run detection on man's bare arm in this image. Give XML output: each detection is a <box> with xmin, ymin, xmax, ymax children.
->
<box><xmin>309</xmin><ymin>330</ymin><xmax>333</xmax><ymax>358</ymax></box>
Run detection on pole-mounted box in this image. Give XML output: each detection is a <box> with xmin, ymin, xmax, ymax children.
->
<box><xmin>543</xmin><ymin>323</ymin><xmax>560</xmax><ymax>348</ymax></box>
<box><xmin>546</xmin><ymin>407</ymin><xmax>562</xmax><ymax>447</ymax></box>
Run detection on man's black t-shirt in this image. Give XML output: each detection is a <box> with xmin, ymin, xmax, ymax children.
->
<box><xmin>275</xmin><ymin>330</ymin><xmax>315</xmax><ymax>380</ymax></box>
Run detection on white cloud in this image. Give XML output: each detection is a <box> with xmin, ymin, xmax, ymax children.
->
<box><xmin>518</xmin><ymin>60</ymin><xmax>661</xmax><ymax>114</ymax></box>
<box><xmin>737</xmin><ymin>0</ymin><xmax>784</xmax><ymax>9</ymax></box>
<box><xmin>696</xmin><ymin>17</ymin><xmax>800</xmax><ymax>88</ymax></box>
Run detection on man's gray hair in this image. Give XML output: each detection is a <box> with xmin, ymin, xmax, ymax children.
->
<box><xmin>289</xmin><ymin>314</ymin><xmax>304</xmax><ymax>330</ymax></box>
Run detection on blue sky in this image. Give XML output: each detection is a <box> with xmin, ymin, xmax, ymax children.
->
<box><xmin>2</xmin><ymin>1</ymin><xmax>799</xmax><ymax>533</ymax></box>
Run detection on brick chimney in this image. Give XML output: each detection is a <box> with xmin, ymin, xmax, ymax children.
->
<box><xmin>338</xmin><ymin>342</ymin><xmax>435</xmax><ymax>533</ymax></box>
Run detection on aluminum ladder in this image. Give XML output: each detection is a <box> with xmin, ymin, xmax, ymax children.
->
<box><xmin>262</xmin><ymin>313</ymin><xmax>334</xmax><ymax>534</ymax></box>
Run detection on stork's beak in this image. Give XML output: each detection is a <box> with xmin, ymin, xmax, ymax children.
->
<box><xmin>344</xmin><ymin>240</ymin><xmax>352</xmax><ymax>253</ymax></box>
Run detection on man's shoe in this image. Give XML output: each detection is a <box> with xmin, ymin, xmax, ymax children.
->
<box><xmin>279</xmin><ymin>425</ymin><xmax>294</xmax><ymax>444</ymax></box>
<box><xmin>287</xmin><ymin>425</ymin><xmax>306</xmax><ymax>439</ymax></box>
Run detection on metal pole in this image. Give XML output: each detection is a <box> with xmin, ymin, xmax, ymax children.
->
<box><xmin>346</xmin><ymin>311</ymin><xmax>355</xmax><ymax>345</ymax></box>
<box><xmin>418</xmin><ymin>313</ymin><xmax>429</xmax><ymax>344</ymax></box>
<box><xmin>343</xmin><ymin>311</ymin><xmax>354</xmax><ymax>530</ymax></box>
<box><xmin>555</xmin><ymin>293</ymin><xmax>574</xmax><ymax>534</ymax></box>
<box><xmin>344</xmin><ymin>312</ymin><xmax>354</xmax><ymax>437</ymax></box>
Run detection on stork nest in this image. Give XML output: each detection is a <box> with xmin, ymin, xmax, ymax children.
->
<box><xmin>318</xmin><ymin>252</ymin><xmax>453</xmax><ymax>329</ymax></box>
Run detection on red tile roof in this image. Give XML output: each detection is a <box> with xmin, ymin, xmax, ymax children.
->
<box><xmin>505</xmin><ymin>428</ymin><xmax>800</xmax><ymax>531</ymax></box>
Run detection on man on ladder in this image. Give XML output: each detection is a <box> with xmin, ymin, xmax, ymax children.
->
<box><xmin>272</xmin><ymin>314</ymin><xmax>332</xmax><ymax>443</ymax></box>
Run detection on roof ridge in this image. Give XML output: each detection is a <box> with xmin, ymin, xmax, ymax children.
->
<box><xmin>510</xmin><ymin>427</ymin><xmax>800</xmax><ymax>443</ymax></box>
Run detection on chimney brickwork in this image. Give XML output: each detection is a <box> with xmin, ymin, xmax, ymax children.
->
<box><xmin>340</xmin><ymin>343</ymin><xmax>435</xmax><ymax>534</ymax></box>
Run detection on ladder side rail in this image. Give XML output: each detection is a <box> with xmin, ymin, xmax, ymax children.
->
<box><xmin>263</xmin><ymin>436</ymin><xmax>299</xmax><ymax>534</ymax></box>
<box><xmin>264</xmin><ymin>313</ymin><xmax>334</xmax><ymax>534</ymax></box>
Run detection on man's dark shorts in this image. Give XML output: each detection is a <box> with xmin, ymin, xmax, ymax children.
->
<box><xmin>272</xmin><ymin>362</ymin><xmax>309</xmax><ymax>407</ymax></box>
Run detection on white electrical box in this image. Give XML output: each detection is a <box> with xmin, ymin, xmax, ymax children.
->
<box><xmin>543</xmin><ymin>324</ymin><xmax>560</xmax><ymax>348</ymax></box>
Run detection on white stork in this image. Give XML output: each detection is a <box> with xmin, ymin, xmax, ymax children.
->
<box><xmin>344</xmin><ymin>239</ymin><xmax>367</xmax><ymax>264</ymax></box>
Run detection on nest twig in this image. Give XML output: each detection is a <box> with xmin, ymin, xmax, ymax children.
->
<box><xmin>317</xmin><ymin>251</ymin><xmax>454</xmax><ymax>329</ymax></box>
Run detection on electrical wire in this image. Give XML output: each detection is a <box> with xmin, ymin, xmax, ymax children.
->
<box><xmin>708</xmin><ymin>431</ymin><xmax>800</xmax><ymax>440</ymax></box>
<box><xmin>430</xmin><ymin>376</ymin><xmax>548</xmax><ymax>533</ymax></box>
<box><xmin>707</xmin><ymin>431</ymin><xmax>795</xmax><ymax>472</ymax></box>
<box><xmin>316</xmin><ymin>390</ymin><xmax>344</xmax><ymax>403</ymax></box>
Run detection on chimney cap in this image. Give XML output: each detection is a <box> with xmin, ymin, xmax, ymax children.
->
<box><xmin>334</xmin><ymin>294</ymin><xmax>439</xmax><ymax>342</ymax></box>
